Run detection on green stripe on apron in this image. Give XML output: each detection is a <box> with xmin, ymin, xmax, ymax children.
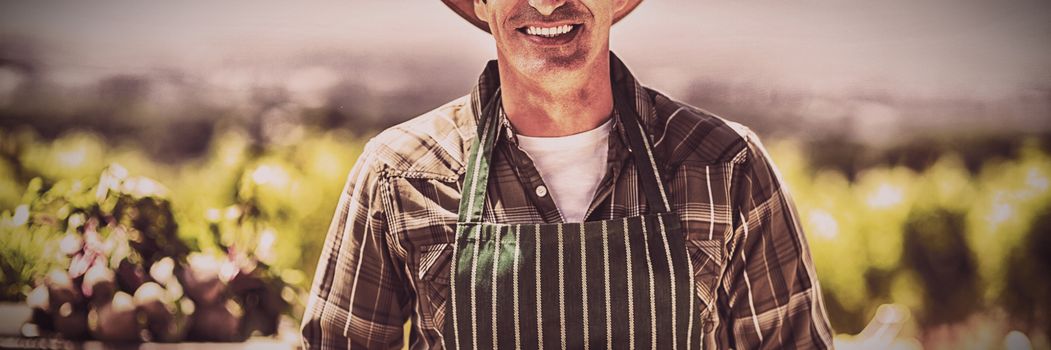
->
<box><xmin>446</xmin><ymin>86</ymin><xmax>699</xmax><ymax>349</ymax></box>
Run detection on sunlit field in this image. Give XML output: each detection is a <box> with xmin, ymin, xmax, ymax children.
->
<box><xmin>2</xmin><ymin>125</ymin><xmax>1048</xmax><ymax>349</ymax></box>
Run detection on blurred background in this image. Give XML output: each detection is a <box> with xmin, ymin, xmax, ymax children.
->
<box><xmin>1</xmin><ymin>0</ymin><xmax>1049</xmax><ymax>349</ymax></box>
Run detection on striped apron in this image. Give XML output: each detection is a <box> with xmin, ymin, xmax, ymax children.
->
<box><xmin>444</xmin><ymin>89</ymin><xmax>699</xmax><ymax>350</ymax></box>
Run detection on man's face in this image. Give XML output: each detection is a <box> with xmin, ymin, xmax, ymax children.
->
<box><xmin>474</xmin><ymin>0</ymin><xmax>624</xmax><ymax>78</ymax></box>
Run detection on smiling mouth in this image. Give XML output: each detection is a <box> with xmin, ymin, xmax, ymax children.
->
<box><xmin>517</xmin><ymin>24</ymin><xmax>580</xmax><ymax>38</ymax></box>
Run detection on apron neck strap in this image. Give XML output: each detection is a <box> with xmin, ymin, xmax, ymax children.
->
<box><xmin>613</xmin><ymin>85</ymin><xmax>672</xmax><ymax>214</ymax></box>
<box><xmin>458</xmin><ymin>89</ymin><xmax>503</xmax><ymax>223</ymax></box>
<box><xmin>458</xmin><ymin>84</ymin><xmax>671</xmax><ymax>223</ymax></box>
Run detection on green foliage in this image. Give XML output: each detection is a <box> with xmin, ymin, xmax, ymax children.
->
<box><xmin>0</xmin><ymin>206</ymin><xmax>64</xmax><ymax>301</ymax></box>
<box><xmin>771</xmin><ymin>139</ymin><xmax>1051</xmax><ymax>336</ymax></box>
<box><xmin>1001</xmin><ymin>203</ymin><xmax>1051</xmax><ymax>339</ymax></box>
<box><xmin>2</xmin><ymin>126</ymin><xmax>1049</xmax><ymax>340</ymax></box>
<box><xmin>0</xmin><ymin>126</ymin><xmax>362</xmax><ymax>336</ymax></box>
<box><xmin>901</xmin><ymin>207</ymin><xmax>982</xmax><ymax>326</ymax></box>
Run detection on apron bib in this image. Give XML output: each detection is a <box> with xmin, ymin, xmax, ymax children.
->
<box><xmin>444</xmin><ymin>88</ymin><xmax>699</xmax><ymax>349</ymax></box>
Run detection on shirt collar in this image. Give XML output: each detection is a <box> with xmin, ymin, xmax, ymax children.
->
<box><xmin>468</xmin><ymin>51</ymin><xmax>657</xmax><ymax>147</ymax></box>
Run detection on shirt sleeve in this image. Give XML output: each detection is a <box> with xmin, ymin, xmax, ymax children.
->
<box><xmin>301</xmin><ymin>141</ymin><xmax>411</xmax><ymax>349</ymax></box>
<box><xmin>721</xmin><ymin>131</ymin><xmax>836</xmax><ymax>349</ymax></box>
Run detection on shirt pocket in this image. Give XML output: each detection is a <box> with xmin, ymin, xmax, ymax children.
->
<box><xmin>669</xmin><ymin>160</ymin><xmax>733</xmax><ymax>331</ymax></box>
<box><xmin>414</xmin><ymin>242</ymin><xmax>454</xmax><ymax>332</ymax></box>
<box><xmin>684</xmin><ymin>224</ymin><xmax>727</xmax><ymax>334</ymax></box>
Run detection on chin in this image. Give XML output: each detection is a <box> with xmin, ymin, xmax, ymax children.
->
<box><xmin>508</xmin><ymin>48</ymin><xmax>592</xmax><ymax>79</ymax></box>
<box><xmin>495</xmin><ymin>30</ymin><xmax>611</xmax><ymax>84</ymax></box>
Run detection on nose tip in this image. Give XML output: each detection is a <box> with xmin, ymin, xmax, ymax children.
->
<box><xmin>528</xmin><ymin>0</ymin><xmax>566</xmax><ymax>16</ymax></box>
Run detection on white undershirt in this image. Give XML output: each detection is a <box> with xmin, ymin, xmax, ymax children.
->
<box><xmin>515</xmin><ymin>118</ymin><xmax>612</xmax><ymax>223</ymax></box>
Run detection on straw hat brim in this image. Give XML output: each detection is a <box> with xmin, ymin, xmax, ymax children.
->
<box><xmin>441</xmin><ymin>0</ymin><xmax>643</xmax><ymax>33</ymax></box>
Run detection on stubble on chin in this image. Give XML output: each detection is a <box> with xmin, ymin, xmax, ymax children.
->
<box><xmin>512</xmin><ymin>42</ymin><xmax>591</xmax><ymax>82</ymax></box>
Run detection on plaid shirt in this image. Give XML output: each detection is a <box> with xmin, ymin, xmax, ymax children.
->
<box><xmin>301</xmin><ymin>54</ymin><xmax>835</xmax><ymax>349</ymax></box>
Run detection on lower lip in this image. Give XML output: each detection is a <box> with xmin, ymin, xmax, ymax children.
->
<box><xmin>518</xmin><ymin>25</ymin><xmax>582</xmax><ymax>46</ymax></box>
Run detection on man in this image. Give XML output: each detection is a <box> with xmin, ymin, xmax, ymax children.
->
<box><xmin>301</xmin><ymin>0</ymin><xmax>835</xmax><ymax>348</ymax></box>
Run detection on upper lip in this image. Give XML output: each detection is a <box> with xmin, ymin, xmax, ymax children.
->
<box><xmin>516</xmin><ymin>21</ymin><xmax>581</xmax><ymax>30</ymax></box>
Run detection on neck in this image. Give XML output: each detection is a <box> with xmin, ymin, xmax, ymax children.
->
<box><xmin>497</xmin><ymin>53</ymin><xmax>613</xmax><ymax>137</ymax></box>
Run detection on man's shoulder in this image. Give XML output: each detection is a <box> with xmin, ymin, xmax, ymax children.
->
<box><xmin>363</xmin><ymin>95</ymin><xmax>475</xmax><ymax>181</ymax></box>
<box><xmin>646</xmin><ymin>88</ymin><xmax>759</xmax><ymax>166</ymax></box>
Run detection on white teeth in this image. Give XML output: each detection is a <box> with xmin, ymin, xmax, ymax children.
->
<box><xmin>525</xmin><ymin>24</ymin><xmax>574</xmax><ymax>37</ymax></box>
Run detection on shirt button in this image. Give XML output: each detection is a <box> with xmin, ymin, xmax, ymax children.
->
<box><xmin>535</xmin><ymin>185</ymin><xmax>548</xmax><ymax>197</ymax></box>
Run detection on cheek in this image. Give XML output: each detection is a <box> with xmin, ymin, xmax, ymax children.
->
<box><xmin>490</xmin><ymin>20</ymin><xmax>517</xmax><ymax>44</ymax></box>
<box><xmin>581</xmin><ymin>0</ymin><xmax>613</xmax><ymax>20</ymax></box>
